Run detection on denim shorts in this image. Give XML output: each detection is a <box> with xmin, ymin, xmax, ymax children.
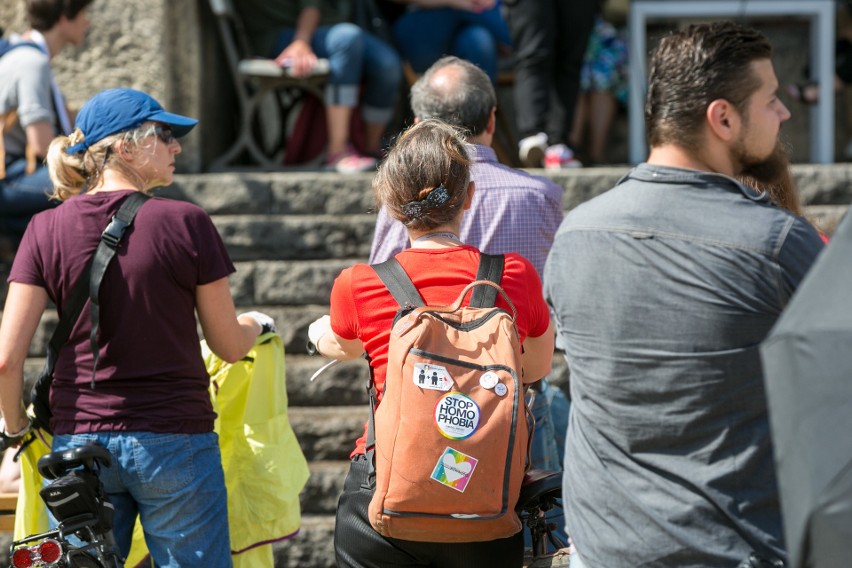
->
<box><xmin>51</xmin><ymin>431</ymin><xmax>232</xmax><ymax>567</ymax></box>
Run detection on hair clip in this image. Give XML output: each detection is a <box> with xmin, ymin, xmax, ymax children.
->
<box><xmin>402</xmin><ymin>184</ymin><xmax>451</xmax><ymax>220</ymax></box>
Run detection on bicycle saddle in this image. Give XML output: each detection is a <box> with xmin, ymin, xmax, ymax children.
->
<box><xmin>38</xmin><ymin>443</ymin><xmax>113</xmax><ymax>480</ymax></box>
<box><xmin>516</xmin><ymin>469</ymin><xmax>562</xmax><ymax>512</ymax></box>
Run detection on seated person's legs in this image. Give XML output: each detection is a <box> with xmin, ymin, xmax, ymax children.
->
<box><xmin>392</xmin><ymin>8</ymin><xmax>461</xmax><ymax>74</ymax></box>
<box><xmin>319</xmin><ymin>23</ymin><xmax>381</xmax><ymax>171</ymax></box>
<box><xmin>274</xmin><ymin>24</ymin><xmax>378</xmax><ymax>172</ymax></box>
<box><xmin>0</xmin><ymin>162</ymin><xmax>56</xmax><ymax>238</ymax></box>
<box><xmin>461</xmin><ymin>3</ymin><xmax>512</xmax><ymax>47</ymax></box>
<box><xmin>452</xmin><ymin>25</ymin><xmax>499</xmax><ymax>83</ymax></box>
<box><xmin>360</xmin><ymin>32</ymin><xmax>402</xmax><ymax>155</ymax></box>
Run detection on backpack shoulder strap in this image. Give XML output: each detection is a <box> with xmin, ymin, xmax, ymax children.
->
<box><xmin>371</xmin><ymin>258</ymin><xmax>425</xmax><ymax>308</ymax></box>
<box><xmin>87</xmin><ymin>192</ymin><xmax>151</xmax><ymax>387</ymax></box>
<box><xmin>0</xmin><ymin>40</ymin><xmax>40</xmax><ymax>59</ymax></box>
<box><xmin>469</xmin><ymin>253</ymin><xmax>504</xmax><ymax>308</ymax></box>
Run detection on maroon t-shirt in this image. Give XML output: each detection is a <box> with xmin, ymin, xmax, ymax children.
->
<box><xmin>9</xmin><ymin>190</ymin><xmax>235</xmax><ymax>435</ymax></box>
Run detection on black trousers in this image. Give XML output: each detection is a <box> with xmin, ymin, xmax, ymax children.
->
<box><xmin>334</xmin><ymin>455</ymin><xmax>524</xmax><ymax>568</ymax></box>
<box><xmin>504</xmin><ymin>0</ymin><xmax>598</xmax><ymax>143</ymax></box>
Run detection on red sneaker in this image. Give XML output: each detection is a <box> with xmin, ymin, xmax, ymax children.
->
<box><xmin>544</xmin><ymin>144</ymin><xmax>582</xmax><ymax>169</ymax></box>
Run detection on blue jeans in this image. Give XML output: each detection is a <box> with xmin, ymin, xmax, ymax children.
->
<box><xmin>0</xmin><ymin>160</ymin><xmax>56</xmax><ymax>237</ymax></box>
<box><xmin>51</xmin><ymin>432</ymin><xmax>232</xmax><ymax>568</ymax></box>
<box><xmin>525</xmin><ymin>378</ymin><xmax>570</xmax><ymax>550</ymax></box>
<box><xmin>273</xmin><ymin>24</ymin><xmax>402</xmax><ymax>125</ymax></box>
<box><xmin>528</xmin><ymin>378</ymin><xmax>569</xmax><ymax>471</ymax></box>
<box><xmin>392</xmin><ymin>5</ymin><xmax>511</xmax><ymax>83</ymax></box>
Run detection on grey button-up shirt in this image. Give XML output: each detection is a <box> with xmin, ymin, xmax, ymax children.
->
<box><xmin>544</xmin><ymin>164</ymin><xmax>824</xmax><ymax>567</ymax></box>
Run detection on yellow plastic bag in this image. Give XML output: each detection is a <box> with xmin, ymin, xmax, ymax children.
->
<box><xmin>14</xmin><ymin>428</ymin><xmax>52</xmax><ymax>540</ymax></box>
<box><xmin>206</xmin><ymin>332</ymin><xmax>309</xmax><ymax>563</ymax></box>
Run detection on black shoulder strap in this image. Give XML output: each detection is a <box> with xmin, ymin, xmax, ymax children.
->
<box><xmin>469</xmin><ymin>253</ymin><xmax>504</xmax><ymax>308</ymax></box>
<box><xmin>371</xmin><ymin>258</ymin><xmax>424</xmax><ymax>308</ymax></box>
<box><xmin>40</xmin><ymin>192</ymin><xmax>150</xmax><ymax>391</ymax></box>
<box><xmin>87</xmin><ymin>192</ymin><xmax>150</xmax><ymax>387</ymax></box>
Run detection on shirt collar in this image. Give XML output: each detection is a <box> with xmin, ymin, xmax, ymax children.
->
<box><xmin>622</xmin><ymin>163</ymin><xmax>770</xmax><ymax>203</ymax></box>
<box><xmin>465</xmin><ymin>143</ymin><xmax>498</xmax><ymax>164</ymax></box>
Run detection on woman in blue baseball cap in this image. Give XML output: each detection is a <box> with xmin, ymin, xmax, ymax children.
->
<box><xmin>0</xmin><ymin>88</ymin><xmax>275</xmax><ymax>566</ymax></box>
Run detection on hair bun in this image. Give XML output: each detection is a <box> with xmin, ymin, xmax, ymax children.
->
<box><xmin>402</xmin><ymin>184</ymin><xmax>450</xmax><ymax>220</ymax></box>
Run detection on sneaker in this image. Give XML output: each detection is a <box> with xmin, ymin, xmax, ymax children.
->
<box><xmin>518</xmin><ymin>132</ymin><xmax>548</xmax><ymax>167</ymax></box>
<box><xmin>325</xmin><ymin>146</ymin><xmax>378</xmax><ymax>174</ymax></box>
<box><xmin>544</xmin><ymin>144</ymin><xmax>582</xmax><ymax>169</ymax></box>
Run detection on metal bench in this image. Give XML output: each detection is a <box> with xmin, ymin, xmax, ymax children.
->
<box><xmin>208</xmin><ymin>0</ymin><xmax>329</xmax><ymax>170</ymax></box>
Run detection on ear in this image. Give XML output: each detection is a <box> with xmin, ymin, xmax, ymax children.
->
<box><xmin>463</xmin><ymin>180</ymin><xmax>475</xmax><ymax>210</ymax></box>
<box><xmin>485</xmin><ymin>107</ymin><xmax>496</xmax><ymax>136</ymax></box>
<box><xmin>706</xmin><ymin>99</ymin><xmax>740</xmax><ymax>142</ymax></box>
<box><xmin>115</xmin><ymin>140</ymin><xmax>134</xmax><ymax>162</ymax></box>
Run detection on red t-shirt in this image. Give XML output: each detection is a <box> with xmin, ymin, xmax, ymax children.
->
<box><xmin>330</xmin><ymin>245</ymin><xmax>551</xmax><ymax>456</ymax></box>
<box><xmin>9</xmin><ymin>190</ymin><xmax>234</xmax><ymax>435</ymax></box>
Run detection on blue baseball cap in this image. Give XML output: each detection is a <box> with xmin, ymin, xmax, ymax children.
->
<box><xmin>66</xmin><ymin>88</ymin><xmax>198</xmax><ymax>154</ymax></box>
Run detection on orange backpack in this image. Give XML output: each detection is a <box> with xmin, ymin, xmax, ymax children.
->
<box><xmin>367</xmin><ymin>254</ymin><xmax>532</xmax><ymax>543</ymax></box>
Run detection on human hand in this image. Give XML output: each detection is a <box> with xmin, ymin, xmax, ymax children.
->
<box><xmin>0</xmin><ymin>416</ymin><xmax>31</xmax><ymax>450</ymax></box>
<box><xmin>308</xmin><ymin>315</ymin><xmax>332</xmax><ymax>351</ymax></box>
<box><xmin>238</xmin><ymin>311</ymin><xmax>277</xmax><ymax>335</ymax></box>
<box><xmin>275</xmin><ymin>39</ymin><xmax>318</xmax><ymax>77</ymax></box>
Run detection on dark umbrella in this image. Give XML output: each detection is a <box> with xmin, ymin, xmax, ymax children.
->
<box><xmin>760</xmin><ymin>211</ymin><xmax>852</xmax><ymax>568</ymax></box>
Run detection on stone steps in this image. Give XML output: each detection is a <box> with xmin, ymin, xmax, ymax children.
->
<box><xmin>213</xmin><ymin>215</ymin><xmax>375</xmax><ymax>261</ymax></box>
<box><xmin>213</xmin><ymin>203</ymin><xmax>849</xmax><ymax>261</ymax></box>
<box><xmin>271</xmin><ymin>514</ymin><xmax>336</xmax><ymax>568</ymax></box>
<box><xmin>230</xmin><ymin>259</ymin><xmax>356</xmax><ymax>306</ymax></box>
<box><xmin>803</xmin><ymin>204</ymin><xmax>849</xmax><ymax>234</ymax></box>
<box><xmin>159</xmin><ymin>165</ymin><xmax>852</xmax><ymax>214</ymax></box>
<box><xmin>1</xmin><ymin>203</ymin><xmax>847</xmax><ymax>307</ymax></box>
<box><xmin>289</xmin><ymin>406</ymin><xmax>370</xmax><ymax>462</ymax></box>
<box><xmin>301</xmin><ymin>461</ymin><xmax>348</xmax><ymax>516</ymax></box>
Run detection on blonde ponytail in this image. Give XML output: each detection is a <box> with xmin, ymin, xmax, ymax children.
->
<box><xmin>46</xmin><ymin>129</ymin><xmax>88</xmax><ymax>201</ymax></box>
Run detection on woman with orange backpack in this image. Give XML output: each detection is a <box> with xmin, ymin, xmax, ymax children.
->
<box><xmin>308</xmin><ymin>119</ymin><xmax>554</xmax><ymax>567</ymax></box>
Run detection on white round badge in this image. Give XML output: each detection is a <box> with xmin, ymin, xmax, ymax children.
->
<box><xmin>494</xmin><ymin>382</ymin><xmax>508</xmax><ymax>397</ymax></box>
<box><xmin>434</xmin><ymin>392</ymin><xmax>481</xmax><ymax>440</ymax></box>
<box><xmin>479</xmin><ymin>372</ymin><xmax>499</xmax><ymax>390</ymax></box>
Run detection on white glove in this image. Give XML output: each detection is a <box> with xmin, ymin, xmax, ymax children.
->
<box><xmin>239</xmin><ymin>311</ymin><xmax>277</xmax><ymax>334</ymax></box>
<box><xmin>308</xmin><ymin>315</ymin><xmax>332</xmax><ymax>349</ymax></box>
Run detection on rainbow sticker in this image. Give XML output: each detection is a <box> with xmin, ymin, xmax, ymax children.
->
<box><xmin>431</xmin><ymin>447</ymin><xmax>478</xmax><ymax>492</ymax></box>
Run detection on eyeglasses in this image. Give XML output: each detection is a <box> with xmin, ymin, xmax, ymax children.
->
<box><xmin>152</xmin><ymin>125</ymin><xmax>175</xmax><ymax>145</ymax></box>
